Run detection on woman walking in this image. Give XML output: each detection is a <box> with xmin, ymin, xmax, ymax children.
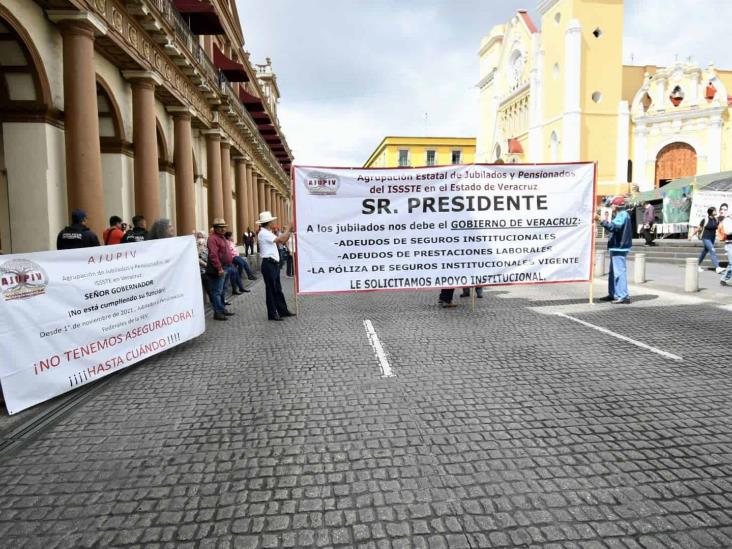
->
<box><xmin>696</xmin><ymin>207</ymin><xmax>725</xmax><ymax>273</ymax></box>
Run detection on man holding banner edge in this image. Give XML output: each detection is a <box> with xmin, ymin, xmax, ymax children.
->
<box><xmin>256</xmin><ymin>211</ymin><xmax>296</xmax><ymax>321</ymax></box>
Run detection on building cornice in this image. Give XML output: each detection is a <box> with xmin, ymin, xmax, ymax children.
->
<box><xmin>476</xmin><ymin>69</ymin><xmax>496</xmax><ymax>90</ymax></box>
<box><xmin>632</xmin><ymin>105</ymin><xmax>726</xmax><ymax>125</ymax></box>
<box><xmin>498</xmin><ymin>82</ymin><xmax>530</xmax><ymax>109</ymax></box>
<box><xmin>47</xmin><ymin>9</ymin><xmax>108</xmax><ymax>36</ymax></box>
<box><xmin>478</xmin><ymin>33</ymin><xmax>503</xmax><ymax>57</ymax></box>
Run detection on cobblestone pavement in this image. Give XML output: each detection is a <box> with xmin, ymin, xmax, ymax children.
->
<box><xmin>1</xmin><ymin>278</ymin><xmax>731</xmax><ymax>548</ymax></box>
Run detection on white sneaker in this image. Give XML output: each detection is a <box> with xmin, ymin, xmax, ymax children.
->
<box><xmin>697</xmin><ymin>267</ymin><xmax>704</xmax><ymax>272</ymax></box>
<box><xmin>716</xmin><ymin>267</ymin><xmax>726</xmax><ymax>274</ymax></box>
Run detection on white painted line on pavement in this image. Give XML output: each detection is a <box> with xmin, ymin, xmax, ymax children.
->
<box><xmin>555</xmin><ymin>312</ymin><xmax>683</xmax><ymax>361</ymax></box>
<box><xmin>363</xmin><ymin>319</ymin><xmax>395</xmax><ymax>378</ymax></box>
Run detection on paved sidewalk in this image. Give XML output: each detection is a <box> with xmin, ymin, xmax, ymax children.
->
<box><xmin>598</xmin><ymin>256</ymin><xmax>732</xmax><ymax>306</ymax></box>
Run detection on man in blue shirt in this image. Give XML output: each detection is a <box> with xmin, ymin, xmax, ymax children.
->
<box><xmin>596</xmin><ymin>196</ymin><xmax>633</xmax><ymax>304</ymax></box>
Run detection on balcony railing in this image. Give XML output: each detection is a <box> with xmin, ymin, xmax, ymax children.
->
<box><xmin>145</xmin><ymin>0</ymin><xmax>290</xmax><ymax>173</ymax></box>
<box><xmin>147</xmin><ymin>0</ymin><xmax>219</xmax><ymax>86</ymax></box>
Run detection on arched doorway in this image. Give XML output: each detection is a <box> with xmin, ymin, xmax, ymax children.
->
<box><xmin>0</xmin><ymin>13</ymin><xmax>51</xmax><ymax>253</ymax></box>
<box><xmin>0</xmin><ymin>8</ymin><xmax>54</xmax><ymax>253</ymax></box>
<box><xmin>156</xmin><ymin>120</ymin><xmax>175</xmax><ymax>223</ymax></box>
<box><xmin>96</xmin><ymin>76</ymin><xmax>130</xmax><ymax>226</ymax></box>
<box><xmin>655</xmin><ymin>142</ymin><xmax>696</xmax><ymax>188</ymax></box>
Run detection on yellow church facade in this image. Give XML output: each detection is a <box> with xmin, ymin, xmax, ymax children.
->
<box><xmin>477</xmin><ymin>0</ymin><xmax>732</xmax><ymax>197</ymax></box>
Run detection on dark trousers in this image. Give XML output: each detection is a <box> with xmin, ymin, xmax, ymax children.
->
<box><xmin>244</xmin><ymin>242</ymin><xmax>254</xmax><ymax>256</ymax></box>
<box><xmin>641</xmin><ymin>225</ymin><xmax>654</xmax><ymax>245</ymax></box>
<box><xmin>261</xmin><ymin>258</ymin><xmax>290</xmax><ymax>319</ymax></box>
<box><xmin>227</xmin><ymin>263</ymin><xmax>244</xmax><ymax>292</ymax></box>
<box><xmin>286</xmin><ymin>252</ymin><xmax>294</xmax><ymax>277</ymax></box>
<box><xmin>439</xmin><ymin>288</ymin><xmax>455</xmax><ymax>303</ymax></box>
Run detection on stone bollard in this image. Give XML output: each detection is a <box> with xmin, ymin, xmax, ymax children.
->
<box><xmin>634</xmin><ymin>253</ymin><xmax>646</xmax><ymax>284</ymax></box>
<box><xmin>685</xmin><ymin>257</ymin><xmax>699</xmax><ymax>292</ymax></box>
<box><xmin>594</xmin><ymin>250</ymin><xmax>606</xmax><ymax>277</ymax></box>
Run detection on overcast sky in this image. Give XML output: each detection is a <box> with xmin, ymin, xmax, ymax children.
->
<box><xmin>236</xmin><ymin>0</ymin><xmax>732</xmax><ymax>168</ymax></box>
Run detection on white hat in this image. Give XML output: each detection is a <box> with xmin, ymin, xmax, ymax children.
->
<box><xmin>255</xmin><ymin>211</ymin><xmax>277</xmax><ymax>224</ymax></box>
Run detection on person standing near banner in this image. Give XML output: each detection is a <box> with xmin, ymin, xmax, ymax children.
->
<box><xmin>56</xmin><ymin>209</ymin><xmax>100</xmax><ymax>250</ymax></box>
<box><xmin>595</xmin><ymin>196</ymin><xmax>632</xmax><ymax>304</ymax></box>
<box><xmin>438</xmin><ymin>288</ymin><xmax>457</xmax><ymax>308</ymax></box>
<box><xmin>256</xmin><ymin>211</ymin><xmax>295</xmax><ymax>321</ymax></box>
<box><xmin>640</xmin><ymin>202</ymin><xmax>656</xmax><ymax>246</ymax></box>
<box><xmin>207</xmin><ymin>218</ymin><xmax>235</xmax><ymax>321</ymax></box>
<box><xmin>102</xmin><ymin>216</ymin><xmax>125</xmax><ymax>245</ymax></box>
<box><xmin>122</xmin><ymin>214</ymin><xmax>148</xmax><ymax>243</ymax></box>
<box><xmin>243</xmin><ymin>227</ymin><xmax>256</xmax><ymax>256</ymax></box>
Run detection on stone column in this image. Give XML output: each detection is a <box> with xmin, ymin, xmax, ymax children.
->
<box><xmin>124</xmin><ymin>71</ymin><xmax>163</xmax><ymax>223</ymax></box>
<box><xmin>265</xmin><ymin>183</ymin><xmax>272</xmax><ymax>214</ymax></box>
<box><xmin>168</xmin><ymin>107</ymin><xmax>195</xmax><ymax>235</ymax></box>
<box><xmin>233</xmin><ymin>156</ymin><xmax>247</xmax><ymax>242</ymax></box>
<box><xmin>247</xmin><ymin>163</ymin><xmax>257</xmax><ymax>224</ymax></box>
<box><xmin>51</xmin><ymin>12</ymin><xmax>107</xmax><ymax>237</ymax></box>
<box><xmin>257</xmin><ymin>175</ymin><xmax>267</xmax><ymax>215</ymax></box>
<box><xmin>204</xmin><ymin>130</ymin><xmax>223</xmax><ymax>225</ymax></box>
<box><xmin>242</xmin><ymin>160</ymin><xmax>253</xmax><ymax>231</ymax></box>
<box><xmin>221</xmin><ymin>140</ymin><xmax>233</xmax><ymax>227</ymax></box>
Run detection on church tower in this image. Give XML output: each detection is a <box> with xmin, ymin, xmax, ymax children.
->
<box><xmin>537</xmin><ymin>0</ymin><xmax>624</xmax><ymax>183</ymax></box>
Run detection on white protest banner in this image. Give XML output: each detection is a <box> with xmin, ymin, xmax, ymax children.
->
<box><xmin>293</xmin><ymin>163</ymin><xmax>596</xmax><ymax>294</ymax></box>
<box><xmin>0</xmin><ymin>236</ymin><xmax>205</xmax><ymax>414</ymax></box>
<box><xmin>690</xmin><ymin>190</ymin><xmax>732</xmax><ymax>230</ymax></box>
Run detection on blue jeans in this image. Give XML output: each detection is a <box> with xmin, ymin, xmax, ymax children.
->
<box><xmin>233</xmin><ymin>255</ymin><xmax>255</xmax><ymax>279</ymax></box>
<box><xmin>699</xmin><ymin>238</ymin><xmax>720</xmax><ymax>268</ymax></box>
<box><xmin>227</xmin><ymin>263</ymin><xmax>244</xmax><ymax>291</ymax></box>
<box><xmin>209</xmin><ymin>273</ymin><xmax>227</xmax><ymax>313</ymax></box>
<box><xmin>722</xmin><ymin>243</ymin><xmax>732</xmax><ymax>282</ymax></box>
<box><xmin>608</xmin><ymin>251</ymin><xmax>629</xmax><ymax>300</ymax></box>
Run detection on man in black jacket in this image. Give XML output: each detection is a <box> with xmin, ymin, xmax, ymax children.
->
<box><xmin>56</xmin><ymin>209</ymin><xmax>100</xmax><ymax>250</ymax></box>
<box><xmin>122</xmin><ymin>214</ymin><xmax>148</xmax><ymax>243</ymax></box>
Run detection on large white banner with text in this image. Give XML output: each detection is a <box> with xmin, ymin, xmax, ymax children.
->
<box><xmin>294</xmin><ymin>163</ymin><xmax>596</xmax><ymax>294</ymax></box>
<box><xmin>0</xmin><ymin>236</ymin><xmax>205</xmax><ymax>414</ymax></box>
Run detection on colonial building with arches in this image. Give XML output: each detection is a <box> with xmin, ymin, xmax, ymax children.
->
<box><xmin>476</xmin><ymin>0</ymin><xmax>732</xmax><ymax>198</ymax></box>
<box><xmin>0</xmin><ymin>0</ymin><xmax>293</xmax><ymax>253</ymax></box>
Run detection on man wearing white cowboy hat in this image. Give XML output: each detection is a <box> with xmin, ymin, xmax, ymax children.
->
<box><xmin>256</xmin><ymin>211</ymin><xmax>295</xmax><ymax>321</ymax></box>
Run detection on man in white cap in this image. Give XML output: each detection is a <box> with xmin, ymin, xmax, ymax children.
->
<box><xmin>256</xmin><ymin>211</ymin><xmax>295</xmax><ymax>321</ymax></box>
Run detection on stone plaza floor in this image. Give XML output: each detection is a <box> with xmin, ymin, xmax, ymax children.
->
<box><xmin>1</xmin><ymin>277</ymin><xmax>731</xmax><ymax>548</ymax></box>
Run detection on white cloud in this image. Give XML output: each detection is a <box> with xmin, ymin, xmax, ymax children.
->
<box><xmin>236</xmin><ymin>1</ymin><xmax>732</xmax><ymax>168</ymax></box>
<box><xmin>624</xmin><ymin>0</ymin><xmax>732</xmax><ymax>67</ymax></box>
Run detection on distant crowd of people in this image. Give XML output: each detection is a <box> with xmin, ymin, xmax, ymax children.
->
<box><xmin>54</xmin><ymin>208</ymin><xmax>296</xmax><ymax>321</ymax></box>
<box><xmin>56</xmin><ymin>209</ymin><xmax>173</xmax><ymax>250</ymax></box>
